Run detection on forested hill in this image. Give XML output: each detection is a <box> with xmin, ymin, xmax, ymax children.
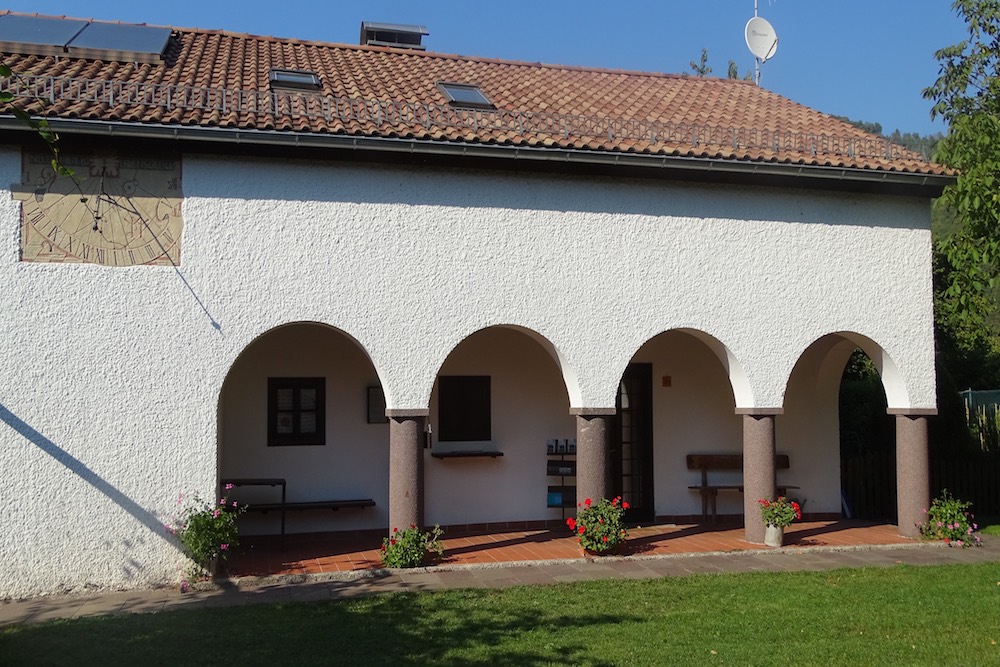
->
<box><xmin>833</xmin><ymin>115</ymin><xmax>943</xmax><ymax>161</ymax></box>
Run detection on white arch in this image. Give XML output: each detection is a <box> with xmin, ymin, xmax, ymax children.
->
<box><xmin>215</xmin><ymin>320</ymin><xmax>389</xmax><ymax>403</ymax></box>
<box><xmin>422</xmin><ymin>323</ymin><xmax>581</xmax><ymax>409</ymax></box>
<box><xmin>782</xmin><ymin>331</ymin><xmax>911</xmax><ymax>410</ymax></box>
<box><xmin>595</xmin><ymin>327</ymin><xmax>753</xmax><ymax>409</ymax></box>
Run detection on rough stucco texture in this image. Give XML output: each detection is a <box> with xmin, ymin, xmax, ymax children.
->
<box><xmin>0</xmin><ymin>150</ymin><xmax>936</xmax><ymax>596</ymax></box>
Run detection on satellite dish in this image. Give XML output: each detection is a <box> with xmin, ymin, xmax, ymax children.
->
<box><xmin>745</xmin><ymin>16</ymin><xmax>778</xmax><ymax>62</ymax></box>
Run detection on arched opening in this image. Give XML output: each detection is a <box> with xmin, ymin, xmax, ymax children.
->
<box><xmin>839</xmin><ymin>349</ymin><xmax>896</xmax><ymax>519</ymax></box>
<box><xmin>619</xmin><ymin>329</ymin><xmax>742</xmax><ymax>523</ymax></box>
<box><xmin>217</xmin><ymin>322</ymin><xmax>388</xmax><ymax>535</ymax></box>
<box><xmin>781</xmin><ymin>333</ymin><xmax>903</xmax><ymax>521</ymax></box>
<box><xmin>425</xmin><ymin>325</ymin><xmax>573</xmax><ymax>526</ymax></box>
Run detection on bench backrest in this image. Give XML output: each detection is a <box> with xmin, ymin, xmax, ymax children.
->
<box><xmin>686</xmin><ymin>454</ymin><xmax>790</xmax><ymax>471</ymax></box>
<box><xmin>687</xmin><ymin>454</ymin><xmax>790</xmax><ymax>486</ymax></box>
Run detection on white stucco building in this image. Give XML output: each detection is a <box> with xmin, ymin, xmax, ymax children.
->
<box><xmin>0</xmin><ymin>13</ymin><xmax>950</xmax><ymax>597</ymax></box>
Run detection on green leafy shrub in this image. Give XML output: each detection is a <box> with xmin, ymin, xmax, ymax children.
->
<box><xmin>758</xmin><ymin>496</ymin><xmax>801</xmax><ymax>528</ymax></box>
<box><xmin>567</xmin><ymin>496</ymin><xmax>628</xmax><ymax>553</ymax></box>
<box><xmin>380</xmin><ymin>524</ymin><xmax>445</xmax><ymax>568</ymax></box>
<box><xmin>166</xmin><ymin>484</ymin><xmax>247</xmax><ymax>574</ymax></box>
<box><xmin>918</xmin><ymin>489</ymin><xmax>983</xmax><ymax>547</ymax></box>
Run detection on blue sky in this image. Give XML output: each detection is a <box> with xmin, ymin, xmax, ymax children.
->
<box><xmin>5</xmin><ymin>1</ymin><xmax>968</xmax><ymax>136</ymax></box>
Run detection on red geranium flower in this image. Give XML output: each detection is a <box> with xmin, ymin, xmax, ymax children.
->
<box><xmin>566</xmin><ymin>517</ymin><xmax>576</xmax><ymax>530</ymax></box>
<box><xmin>585</xmin><ymin>498</ymin><xmax>592</xmax><ymax>507</ymax></box>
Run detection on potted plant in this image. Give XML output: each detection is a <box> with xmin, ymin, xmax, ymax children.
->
<box><xmin>566</xmin><ymin>496</ymin><xmax>629</xmax><ymax>555</ymax></box>
<box><xmin>166</xmin><ymin>484</ymin><xmax>247</xmax><ymax>578</ymax></box>
<box><xmin>757</xmin><ymin>496</ymin><xmax>801</xmax><ymax>547</ymax></box>
<box><xmin>380</xmin><ymin>524</ymin><xmax>445</xmax><ymax>568</ymax></box>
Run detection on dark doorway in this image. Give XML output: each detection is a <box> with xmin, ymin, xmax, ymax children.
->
<box><xmin>613</xmin><ymin>363</ymin><xmax>654</xmax><ymax>523</ymax></box>
<box><xmin>838</xmin><ymin>349</ymin><xmax>896</xmax><ymax>520</ymax></box>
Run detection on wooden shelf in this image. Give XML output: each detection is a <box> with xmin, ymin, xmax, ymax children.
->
<box><xmin>431</xmin><ymin>450</ymin><xmax>504</xmax><ymax>459</ymax></box>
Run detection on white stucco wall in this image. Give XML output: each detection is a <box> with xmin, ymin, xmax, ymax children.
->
<box><xmin>0</xmin><ymin>147</ymin><xmax>936</xmax><ymax>596</ymax></box>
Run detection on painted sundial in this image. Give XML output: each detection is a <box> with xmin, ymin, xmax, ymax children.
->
<box><xmin>14</xmin><ymin>150</ymin><xmax>183</xmax><ymax>266</ymax></box>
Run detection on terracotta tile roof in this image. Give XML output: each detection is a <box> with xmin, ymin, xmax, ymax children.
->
<box><xmin>0</xmin><ymin>11</ymin><xmax>946</xmax><ymax>176</ymax></box>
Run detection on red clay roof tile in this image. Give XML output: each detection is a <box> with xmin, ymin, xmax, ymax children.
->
<box><xmin>0</xmin><ymin>11</ymin><xmax>945</xmax><ymax>175</ymax></box>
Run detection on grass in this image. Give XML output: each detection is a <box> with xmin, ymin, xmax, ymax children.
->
<box><xmin>979</xmin><ymin>516</ymin><xmax>1000</xmax><ymax>536</ymax></box>
<box><xmin>3</xmin><ymin>563</ymin><xmax>1000</xmax><ymax>666</ymax></box>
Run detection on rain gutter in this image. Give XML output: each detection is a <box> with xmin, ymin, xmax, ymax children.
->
<box><xmin>0</xmin><ymin>117</ymin><xmax>954</xmax><ymax>196</ymax></box>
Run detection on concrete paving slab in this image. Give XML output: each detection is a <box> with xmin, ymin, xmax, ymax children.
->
<box><xmin>2</xmin><ymin>538</ymin><xmax>998</xmax><ymax>626</ymax></box>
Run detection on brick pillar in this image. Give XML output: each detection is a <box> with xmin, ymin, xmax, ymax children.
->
<box><xmin>740</xmin><ymin>410</ymin><xmax>779</xmax><ymax>544</ymax></box>
<box><xmin>894</xmin><ymin>413</ymin><xmax>931</xmax><ymax>539</ymax></box>
<box><xmin>387</xmin><ymin>411</ymin><xmax>426</xmax><ymax>533</ymax></box>
<box><xmin>573</xmin><ymin>409</ymin><xmax>615</xmax><ymax>508</ymax></box>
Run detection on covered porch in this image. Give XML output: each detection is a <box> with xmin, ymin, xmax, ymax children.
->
<box><xmin>224</xmin><ymin>519</ymin><xmax>913</xmax><ymax>578</ymax></box>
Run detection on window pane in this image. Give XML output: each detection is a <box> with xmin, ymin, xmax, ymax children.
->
<box><xmin>300</xmin><ymin>411</ymin><xmax>317</xmax><ymax>433</ymax></box>
<box><xmin>276</xmin><ymin>412</ymin><xmax>294</xmax><ymax>434</ymax></box>
<box><xmin>300</xmin><ymin>388</ymin><xmax>316</xmax><ymax>410</ymax></box>
<box><xmin>276</xmin><ymin>388</ymin><xmax>294</xmax><ymax>411</ymax></box>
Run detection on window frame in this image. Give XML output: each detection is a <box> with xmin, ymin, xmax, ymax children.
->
<box><xmin>268</xmin><ymin>68</ymin><xmax>322</xmax><ymax>91</ymax></box>
<box><xmin>437</xmin><ymin>375</ymin><xmax>491</xmax><ymax>442</ymax></box>
<box><xmin>267</xmin><ymin>377</ymin><xmax>326</xmax><ymax>446</ymax></box>
<box><xmin>437</xmin><ymin>82</ymin><xmax>495</xmax><ymax>109</ymax></box>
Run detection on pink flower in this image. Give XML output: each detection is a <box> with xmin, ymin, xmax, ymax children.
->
<box><xmin>225</xmin><ymin>483</ymin><xmax>234</xmax><ymax>490</ymax></box>
<box><xmin>220</xmin><ymin>543</ymin><xmax>229</xmax><ymax>551</ymax></box>
<box><xmin>212</xmin><ymin>510</ymin><xmax>220</xmax><ymax>518</ymax></box>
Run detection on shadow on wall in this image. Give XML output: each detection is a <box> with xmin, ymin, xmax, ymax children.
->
<box><xmin>0</xmin><ymin>402</ymin><xmax>181</xmax><ymax>555</ymax></box>
<box><xmin>190</xmin><ymin>159</ymin><xmax>922</xmax><ymax>229</ymax></box>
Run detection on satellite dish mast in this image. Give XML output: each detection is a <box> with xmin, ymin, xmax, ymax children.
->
<box><xmin>745</xmin><ymin>1</ymin><xmax>778</xmax><ymax>86</ymax></box>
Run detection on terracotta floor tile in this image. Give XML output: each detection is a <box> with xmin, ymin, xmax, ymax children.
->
<box><xmin>225</xmin><ymin>521</ymin><xmax>915</xmax><ymax>578</ymax></box>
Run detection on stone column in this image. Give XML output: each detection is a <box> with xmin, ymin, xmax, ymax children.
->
<box><xmin>387</xmin><ymin>410</ymin><xmax>426</xmax><ymax>533</ymax></box>
<box><xmin>572</xmin><ymin>409</ymin><xmax>615</xmax><ymax>507</ymax></box>
<box><xmin>892</xmin><ymin>410</ymin><xmax>933</xmax><ymax>539</ymax></box>
<box><xmin>739</xmin><ymin>409</ymin><xmax>780</xmax><ymax>544</ymax></box>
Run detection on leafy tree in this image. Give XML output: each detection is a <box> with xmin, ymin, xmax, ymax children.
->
<box><xmin>727</xmin><ymin>60</ymin><xmax>753</xmax><ymax>81</ymax></box>
<box><xmin>923</xmin><ymin>0</ymin><xmax>1000</xmax><ymax>326</ymax></box>
<box><xmin>690</xmin><ymin>48</ymin><xmax>711</xmax><ymax>77</ymax></box>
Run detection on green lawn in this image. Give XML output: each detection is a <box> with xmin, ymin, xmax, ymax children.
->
<box><xmin>979</xmin><ymin>516</ymin><xmax>1000</xmax><ymax>536</ymax></box>
<box><xmin>3</xmin><ymin>563</ymin><xmax>1000</xmax><ymax>666</ymax></box>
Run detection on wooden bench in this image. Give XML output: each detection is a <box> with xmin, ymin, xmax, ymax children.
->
<box><xmin>686</xmin><ymin>454</ymin><xmax>799</xmax><ymax>522</ymax></box>
<box><xmin>220</xmin><ymin>478</ymin><xmax>375</xmax><ymax>544</ymax></box>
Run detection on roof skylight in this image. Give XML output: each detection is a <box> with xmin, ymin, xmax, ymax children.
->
<box><xmin>269</xmin><ymin>68</ymin><xmax>322</xmax><ymax>90</ymax></box>
<box><xmin>438</xmin><ymin>82</ymin><xmax>493</xmax><ymax>109</ymax></box>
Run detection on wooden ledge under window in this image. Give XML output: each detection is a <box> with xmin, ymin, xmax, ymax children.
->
<box><xmin>431</xmin><ymin>450</ymin><xmax>504</xmax><ymax>459</ymax></box>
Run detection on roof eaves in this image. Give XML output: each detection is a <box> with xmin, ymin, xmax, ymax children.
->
<box><xmin>0</xmin><ymin>116</ymin><xmax>954</xmax><ymax>197</ymax></box>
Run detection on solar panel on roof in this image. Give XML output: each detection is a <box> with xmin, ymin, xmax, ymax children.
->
<box><xmin>66</xmin><ymin>22</ymin><xmax>171</xmax><ymax>63</ymax></box>
<box><xmin>0</xmin><ymin>15</ymin><xmax>88</xmax><ymax>57</ymax></box>
<box><xmin>0</xmin><ymin>14</ymin><xmax>171</xmax><ymax>62</ymax></box>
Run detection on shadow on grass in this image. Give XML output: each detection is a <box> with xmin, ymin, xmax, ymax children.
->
<box><xmin>1</xmin><ymin>584</ymin><xmax>635</xmax><ymax>667</ymax></box>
